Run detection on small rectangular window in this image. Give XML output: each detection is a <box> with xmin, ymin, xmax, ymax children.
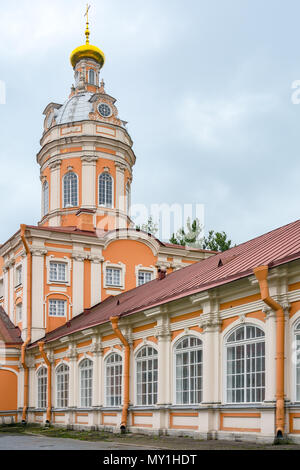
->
<box><xmin>16</xmin><ymin>304</ymin><xmax>22</xmax><ymax>322</ymax></box>
<box><xmin>15</xmin><ymin>266</ymin><xmax>22</xmax><ymax>287</ymax></box>
<box><xmin>106</xmin><ymin>268</ymin><xmax>121</xmax><ymax>287</ymax></box>
<box><xmin>49</xmin><ymin>262</ymin><xmax>67</xmax><ymax>282</ymax></box>
<box><xmin>49</xmin><ymin>299</ymin><xmax>66</xmax><ymax>317</ymax></box>
<box><xmin>138</xmin><ymin>270</ymin><xmax>153</xmax><ymax>286</ymax></box>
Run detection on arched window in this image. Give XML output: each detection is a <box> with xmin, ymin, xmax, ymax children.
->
<box><xmin>37</xmin><ymin>366</ymin><xmax>47</xmax><ymax>408</ymax></box>
<box><xmin>175</xmin><ymin>336</ymin><xmax>203</xmax><ymax>404</ymax></box>
<box><xmin>79</xmin><ymin>359</ymin><xmax>93</xmax><ymax>408</ymax></box>
<box><xmin>126</xmin><ymin>182</ymin><xmax>131</xmax><ymax>215</ymax></box>
<box><xmin>56</xmin><ymin>363</ymin><xmax>69</xmax><ymax>408</ymax></box>
<box><xmin>226</xmin><ymin>324</ymin><xmax>265</xmax><ymax>403</ymax></box>
<box><xmin>136</xmin><ymin>346</ymin><xmax>158</xmax><ymax>406</ymax></box>
<box><xmin>63</xmin><ymin>172</ymin><xmax>78</xmax><ymax>208</ymax></box>
<box><xmin>294</xmin><ymin>322</ymin><xmax>300</xmax><ymax>401</ymax></box>
<box><xmin>105</xmin><ymin>353</ymin><xmax>123</xmax><ymax>407</ymax></box>
<box><xmin>99</xmin><ymin>173</ymin><xmax>113</xmax><ymax>207</ymax></box>
<box><xmin>42</xmin><ymin>181</ymin><xmax>49</xmax><ymax>217</ymax></box>
<box><xmin>88</xmin><ymin>69</ymin><xmax>95</xmax><ymax>85</ymax></box>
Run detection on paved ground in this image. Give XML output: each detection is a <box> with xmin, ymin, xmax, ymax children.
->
<box><xmin>1</xmin><ymin>432</ymin><xmax>300</xmax><ymax>450</ymax></box>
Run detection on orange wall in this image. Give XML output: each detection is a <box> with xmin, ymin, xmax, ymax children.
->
<box><xmin>0</xmin><ymin>369</ymin><xmax>18</xmax><ymax>411</ymax></box>
<box><xmin>102</xmin><ymin>239</ymin><xmax>156</xmax><ymax>297</ymax></box>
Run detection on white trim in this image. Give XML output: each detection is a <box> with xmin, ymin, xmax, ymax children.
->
<box><xmin>222</xmin><ymin>322</ymin><xmax>265</xmax><ymax>406</ymax></box>
<box><xmin>172</xmin><ymin>334</ymin><xmax>203</xmax><ymax>406</ymax></box>
<box><xmin>103</xmin><ymin>261</ymin><xmax>126</xmax><ymax>290</ymax></box>
<box><xmin>46</xmin><ymin>255</ymin><xmax>71</xmax><ymax>286</ymax></box>
<box><xmin>135</xmin><ymin>265</ymin><xmax>156</xmax><ymax>287</ymax></box>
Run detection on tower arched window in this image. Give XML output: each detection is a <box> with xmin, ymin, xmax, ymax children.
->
<box><xmin>225</xmin><ymin>324</ymin><xmax>265</xmax><ymax>404</ymax></box>
<box><xmin>42</xmin><ymin>181</ymin><xmax>49</xmax><ymax>217</ymax></box>
<box><xmin>79</xmin><ymin>359</ymin><xmax>93</xmax><ymax>408</ymax></box>
<box><xmin>88</xmin><ymin>69</ymin><xmax>95</xmax><ymax>85</ymax></box>
<box><xmin>136</xmin><ymin>346</ymin><xmax>158</xmax><ymax>406</ymax></box>
<box><xmin>63</xmin><ymin>172</ymin><xmax>78</xmax><ymax>208</ymax></box>
<box><xmin>105</xmin><ymin>353</ymin><xmax>123</xmax><ymax>407</ymax></box>
<box><xmin>175</xmin><ymin>336</ymin><xmax>203</xmax><ymax>405</ymax></box>
<box><xmin>56</xmin><ymin>363</ymin><xmax>69</xmax><ymax>408</ymax></box>
<box><xmin>99</xmin><ymin>173</ymin><xmax>113</xmax><ymax>207</ymax></box>
<box><xmin>37</xmin><ymin>366</ymin><xmax>47</xmax><ymax>409</ymax></box>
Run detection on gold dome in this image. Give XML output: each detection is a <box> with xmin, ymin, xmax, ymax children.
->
<box><xmin>70</xmin><ymin>44</ymin><xmax>105</xmax><ymax>68</ymax></box>
<box><xmin>70</xmin><ymin>5</ymin><xmax>105</xmax><ymax>69</ymax></box>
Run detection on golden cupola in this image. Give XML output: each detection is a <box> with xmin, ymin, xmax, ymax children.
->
<box><xmin>70</xmin><ymin>5</ymin><xmax>105</xmax><ymax>69</ymax></box>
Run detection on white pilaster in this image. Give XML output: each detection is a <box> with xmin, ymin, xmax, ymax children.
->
<box><xmin>49</xmin><ymin>160</ymin><xmax>61</xmax><ymax>213</ymax></box>
<box><xmin>81</xmin><ymin>157</ymin><xmax>97</xmax><ymax>209</ymax></box>
<box><xmin>72</xmin><ymin>252</ymin><xmax>85</xmax><ymax>317</ymax></box>
<box><xmin>31</xmin><ymin>249</ymin><xmax>46</xmax><ymax>342</ymax></box>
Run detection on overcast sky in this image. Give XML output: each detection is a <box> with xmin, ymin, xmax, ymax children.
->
<box><xmin>1</xmin><ymin>0</ymin><xmax>300</xmax><ymax>245</ymax></box>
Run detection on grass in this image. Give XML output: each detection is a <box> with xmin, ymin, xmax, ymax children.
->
<box><xmin>0</xmin><ymin>423</ymin><xmax>123</xmax><ymax>442</ymax></box>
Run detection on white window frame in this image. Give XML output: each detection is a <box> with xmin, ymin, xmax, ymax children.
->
<box><xmin>46</xmin><ymin>256</ymin><xmax>71</xmax><ymax>286</ymax></box>
<box><xmin>0</xmin><ymin>278</ymin><xmax>3</xmax><ymax>299</ymax></box>
<box><xmin>37</xmin><ymin>366</ymin><xmax>47</xmax><ymax>409</ymax></box>
<box><xmin>105</xmin><ymin>352</ymin><xmax>123</xmax><ymax>407</ymax></box>
<box><xmin>79</xmin><ymin>358</ymin><xmax>93</xmax><ymax>408</ymax></box>
<box><xmin>16</xmin><ymin>303</ymin><xmax>22</xmax><ymax>323</ymax></box>
<box><xmin>135</xmin><ymin>265</ymin><xmax>156</xmax><ymax>287</ymax></box>
<box><xmin>174</xmin><ymin>335</ymin><xmax>203</xmax><ymax>405</ymax></box>
<box><xmin>48</xmin><ymin>299</ymin><xmax>67</xmax><ymax>317</ymax></box>
<box><xmin>135</xmin><ymin>345</ymin><xmax>158</xmax><ymax>407</ymax></box>
<box><xmin>15</xmin><ymin>264</ymin><xmax>22</xmax><ymax>288</ymax></box>
<box><xmin>294</xmin><ymin>320</ymin><xmax>300</xmax><ymax>402</ymax></box>
<box><xmin>63</xmin><ymin>171</ymin><xmax>78</xmax><ymax>208</ymax></box>
<box><xmin>56</xmin><ymin>363</ymin><xmax>69</xmax><ymax>408</ymax></box>
<box><xmin>224</xmin><ymin>324</ymin><xmax>265</xmax><ymax>405</ymax></box>
<box><xmin>98</xmin><ymin>172</ymin><xmax>114</xmax><ymax>208</ymax></box>
<box><xmin>103</xmin><ymin>261</ymin><xmax>126</xmax><ymax>290</ymax></box>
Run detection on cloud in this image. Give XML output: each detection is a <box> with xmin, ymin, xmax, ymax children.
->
<box><xmin>175</xmin><ymin>92</ymin><xmax>278</xmax><ymax>151</ymax></box>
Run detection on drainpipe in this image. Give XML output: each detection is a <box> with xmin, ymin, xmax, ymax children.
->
<box><xmin>38</xmin><ymin>341</ymin><xmax>52</xmax><ymax>424</ymax></box>
<box><xmin>110</xmin><ymin>316</ymin><xmax>130</xmax><ymax>433</ymax></box>
<box><xmin>253</xmin><ymin>265</ymin><xmax>285</xmax><ymax>438</ymax></box>
<box><xmin>20</xmin><ymin>224</ymin><xmax>32</xmax><ymax>424</ymax></box>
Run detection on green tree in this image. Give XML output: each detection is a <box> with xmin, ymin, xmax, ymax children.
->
<box><xmin>202</xmin><ymin>230</ymin><xmax>232</xmax><ymax>252</ymax></box>
<box><xmin>135</xmin><ymin>216</ymin><xmax>158</xmax><ymax>236</ymax></box>
<box><xmin>170</xmin><ymin>218</ymin><xmax>203</xmax><ymax>248</ymax></box>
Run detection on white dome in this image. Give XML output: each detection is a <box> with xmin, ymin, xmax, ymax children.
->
<box><xmin>54</xmin><ymin>92</ymin><xmax>94</xmax><ymax>124</ymax></box>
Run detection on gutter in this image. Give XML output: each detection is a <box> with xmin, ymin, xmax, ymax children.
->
<box><xmin>110</xmin><ymin>316</ymin><xmax>130</xmax><ymax>432</ymax></box>
<box><xmin>38</xmin><ymin>341</ymin><xmax>52</xmax><ymax>424</ymax></box>
<box><xmin>253</xmin><ymin>265</ymin><xmax>285</xmax><ymax>438</ymax></box>
<box><xmin>20</xmin><ymin>224</ymin><xmax>32</xmax><ymax>424</ymax></box>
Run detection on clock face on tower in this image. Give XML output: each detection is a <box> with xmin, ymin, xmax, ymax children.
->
<box><xmin>98</xmin><ymin>103</ymin><xmax>112</xmax><ymax>117</ymax></box>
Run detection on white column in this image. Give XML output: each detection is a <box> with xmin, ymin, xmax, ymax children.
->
<box><xmin>90</xmin><ymin>255</ymin><xmax>102</xmax><ymax>307</ymax></box>
<box><xmin>91</xmin><ymin>339</ymin><xmax>102</xmax><ymax>408</ymax></box>
<box><xmin>31</xmin><ymin>249</ymin><xmax>46</xmax><ymax>343</ymax></box>
<box><xmin>49</xmin><ymin>160</ymin><xmax>61</xmax><ymax>225</ymax></box>
<box><xmin>67</xmin><ymin>344</ymin><xmax>77</xmax><ymax>408</ymax></box>
<box><xmin>3</xmin><ymin>267</ymin><xmax>8</xmax><ymax>314</ymax></box>
<box><xmin>9</xmin><ymin>263</ymin><xmax>14</xmax><ymax>320</ymax></box>
<box><xmin>81</xmin><ymin>157</ymin><xmax>97</xmax><ymax>209</ymax></box>
<box><xmin>72</xmin><ymin>254</ymin><xmax>85</xmax><ymax>317</ymax></box>
<box><xmin>115</xmin><ymin>162</ymin><xmax>126</xmax><ymax>229</ymax></box>
<box><xmin>156</xmin><ymin>318</ymin><xmax>171</xmax><ymax>405</ymax></box>
<box><xmin>202</xmin><ymin>321</ymin><xmax>221</xmax><ymax>404</ymax></box>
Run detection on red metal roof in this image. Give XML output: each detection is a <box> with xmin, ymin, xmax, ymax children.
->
<box><xmin>0</xmin><ymin>307</ymin><xmax>23</xmax><ymax>346</ymax></box>
<box><xmin>29</xmin><ymin>218</ymin><xmax>300</xmax><ymax>347</ymax></box>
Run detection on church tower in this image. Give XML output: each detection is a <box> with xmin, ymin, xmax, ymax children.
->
<box><xmin>37</xmin><ymin>8</ymin><xmax>135</xmax><ymax>232</ymax></box>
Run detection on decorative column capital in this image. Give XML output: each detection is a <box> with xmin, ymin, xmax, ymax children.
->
<box><xmin>115</xmin><ymin>162</ymin><xmax>126</xmax><ymax>172</ymax></box>
<box><xmin>49</xmin><ymin>159</ymin><xmax>62</xmax><ymax>171</ymax></box>
<box><xmin>81</xmin><ymin>156</ymin><xmax>98</xmax><ymax>164</ymax></box>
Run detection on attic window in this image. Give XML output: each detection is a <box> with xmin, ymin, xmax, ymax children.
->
<box><xmin>218</xmin><ymin>259</ymin><xmax>223</xmax><ymax>267</ymax></box>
